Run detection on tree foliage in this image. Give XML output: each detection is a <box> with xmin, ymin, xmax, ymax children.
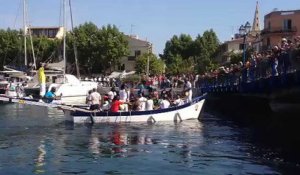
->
<box><xmin>67</xmin><ymin>22</ymin><xmax>129</xmax><ymax>74</ymax></box>
<box><xmin>160</xmin><ymin>29</ymin><xmax>220</xmax><ymax>74</ymax></box>
<box><xmin>0</xmin><ymin>28</ymin><xmax>21</xmax><ymax>70</ymax></box>
<box><xmin>135</xmin><ymin>53</ymin><xmax>165</xmax><ymax>75</ymax></box>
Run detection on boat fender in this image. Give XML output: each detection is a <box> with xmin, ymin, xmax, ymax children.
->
<box><xmin>174</xmin><ymin>112</ymin><xmax>182</xmax><ymax>122</ymax></box>
<box><xmin>147</xmin><ymin>116</ymin><xmax>156</xmax><ymax>124</ymax></box>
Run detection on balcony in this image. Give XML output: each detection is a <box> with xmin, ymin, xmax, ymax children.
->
<box><xmin>261</xmin><ymin>27</ymin><xmax>297</xmax><ymax>35</ymax></box>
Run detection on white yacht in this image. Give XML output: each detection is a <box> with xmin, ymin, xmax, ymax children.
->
<box><xmin>47</xmin><ymin>74</ymin><xmax>98</xmax><ymax>104</ymax></box>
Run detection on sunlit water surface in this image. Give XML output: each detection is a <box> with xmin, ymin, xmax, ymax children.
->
<box><xmin>0</xmin><ymin>104</ymin><xmax>299</xmax><ymax>174</ymax></box>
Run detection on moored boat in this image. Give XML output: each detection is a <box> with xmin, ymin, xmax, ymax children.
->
<box><xmin>62</xmin><ymin>94</ymin><xmax>206</xmax><ymax>124</ymax></box>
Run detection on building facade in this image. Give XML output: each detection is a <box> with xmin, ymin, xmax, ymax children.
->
<box><xmin>261</xmin><ymin>10</ymin><xmax>300</xmax><ymax>49</ymax></box>
<box><xmin>28</xmin><ymin>27</ymin><xmax>64</xmax><ymax>39</ymax></box>
<box><xmin>219</xmin><ymin>2</ymin><xmax>261</xmax><ymax>65</ymax></box>
<box><xmin>118</xmin><ymin>35</ymin><xmax>152</xmax><ymax>72</ymax></box>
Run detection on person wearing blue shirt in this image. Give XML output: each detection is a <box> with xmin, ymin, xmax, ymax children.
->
<box><xmin>44</xmin><ymin>87</ymin><xmax>57</xmax><ymax>103</ymax></box>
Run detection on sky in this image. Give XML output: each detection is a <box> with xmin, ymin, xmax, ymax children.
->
<box><xmin>0</xmin><ymin>0</ymin><xmax>299</xmax><ymax>54</ymax></box>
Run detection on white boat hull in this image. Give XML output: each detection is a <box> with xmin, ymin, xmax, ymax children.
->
<box><xmin>63</xmin><ymin>95</ymin><xmax>206</xmax><ymax>124</ymax></box>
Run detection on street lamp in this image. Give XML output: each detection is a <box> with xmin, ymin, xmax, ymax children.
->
<box><xmin>239</xmin><ymin>21</ymin><xmax>251</xmax><ymax>65</ymax></box>
<box><xmin>146</xmin><ymin>42</ymin><xmax>152</xmax><ymax>78</ymax></box>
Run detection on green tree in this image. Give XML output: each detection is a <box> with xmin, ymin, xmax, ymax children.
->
<box><xmin>0</xmin><ymin>28</ymin><xmax>22</xmax><ymax>70</ymax></box>
<box><xmin>67</xmin><ymin>22</ymin><xmax>100</xmax><ymax>74</ymax></box>
<box><xmin>135</xmin><ymin>53</ymin><xmax>165</xmax><ymax>75</ymax></box>
<box><xmin>161</xmin><ymin>34</ymin><xmax>193</xmax><ymax>65</ymax></box>
<box><xmin>97</xmin><ymin>24</ymin><xmax>129</xmax><ymax>72</ymax></box>
<box><xmin>193</xmin><ymin>29</ymin><xmax>220</xmax><ymax>73</ymax></box>
<box><xmin>31</xmin><ymin>36</ymin><xmax>61</xmax><ymax>64</ymax></box>
<box><xmin>67</xmin><ymin>22</ymin><xmax>129</xmax><ymax>74</ymax></box>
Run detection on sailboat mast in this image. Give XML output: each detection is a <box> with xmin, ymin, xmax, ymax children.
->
<box><xmin>69</xmin><ymin>0</ymin><xmax>80</xmax><ymax>78</ymax></box>
<box><xmin>63</xmin><ymin>0</ymin><xmax>67</xmax><ymax>75</ymax></box>
<box><xmin>23</xmin><ymin>0</ymin><xmax>27</xmax><ymax>66</ymax></box>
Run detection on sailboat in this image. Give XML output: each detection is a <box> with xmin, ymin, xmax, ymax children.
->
<box><xmin>41</xmin><ymin>0</ymin><xmax>97</xmax><ymax>104</ymax></box>
<box><xmin>0</xmin><ymin>0</ymin><xmax>35</xmax><ymax>97</ymax></box>
<box><xmin>17</xmin><ymin>0</ymin><xmax>97</xmax><ymax>104</ymax></box>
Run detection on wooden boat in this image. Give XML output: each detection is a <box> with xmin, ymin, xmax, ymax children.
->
<box><xmin>0</xmin><ymin>93</ymin><xmax>206</xmax><ymax>124</ymax></box>
<box><xmin>61</xmin><ymin>94</ymin><xmax>206</xmax><ymax>124</ymax></box>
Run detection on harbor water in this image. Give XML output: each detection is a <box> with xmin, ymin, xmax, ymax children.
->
<box><xmin>0</xmin><ymin>104</ymin><xmax>299</xmax><ymax>174</ymax></box>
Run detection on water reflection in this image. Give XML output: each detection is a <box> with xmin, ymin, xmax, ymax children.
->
<box><xmin>84</xmin><ymin>121</ymin><xmax>204</xmax><ymax>160</ymax></box>
<box><xmin>0</xmin><ymin>104</ymin><xmax>299</xmax><ymax>174</ymax></box>
<box><xmin>34</xmin><ymin>140</ymin><xmax>46</xmax><ymax>174</ymax></box>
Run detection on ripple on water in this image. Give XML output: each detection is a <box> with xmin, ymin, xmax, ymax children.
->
<box><xmin>0</xmin><ymin>106</ymin><xmax>299</xmax><ymax>174</ymax></box>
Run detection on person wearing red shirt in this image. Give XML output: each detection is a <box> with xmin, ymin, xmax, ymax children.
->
<box><xmin>110</xmin><ymin>95</ymin><xmax>123</xmax><ymax>112</ymax></box>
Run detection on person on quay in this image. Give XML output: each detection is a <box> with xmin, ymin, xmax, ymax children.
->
<box><xmin>90</xmin><ymin>88</ymin><xmax>101</xmax><ymax>111</ymax></box>
<box><xmin>38</xmin><ymin>63</ymin><xmax>46</xmax><ymax>98</ymax></box>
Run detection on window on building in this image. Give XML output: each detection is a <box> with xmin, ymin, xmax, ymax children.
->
<box><xmin>283</xmin><ymin>19</ymin><xmax>292</xmax><ymax>30</ymax></box>
<box><xmin>128</xmin><ymin>56</ymin><xmax>135</xmax><ymax>61</ymax></box>
<box><xmin>135</xmin><ymin>50</ymin><xmax>141</xmax><ymax>57</ymax></box>
<box><xmin>267</xmin><ymin>38</ymin><xmax>270</xmax><ymax>47</ymax></box>
<box><xmin>239</xmin><ymin>43</ymin><xmax>244</xmax><ymax>50</ymax></box>
<box><xmin>268</xmin><ymin>21</ymin><xmax>271</xmax><ymax>30</ymax></box>
<box><xmin>48</xmin><ymin>29</ymin><xmax>57</xmax><ymax>38</ymax></box>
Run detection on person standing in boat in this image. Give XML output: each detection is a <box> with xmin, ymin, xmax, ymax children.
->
<box><xmin>90</xmin><ymin>88</ymin><xmax>101</xmax><ymax>111</ymax></box>
<box><xmin>145</xmin><ymin>94</ymin><xmax>154</xmax><ymax>111</ymax></box>
<box><xmin>108</xmin><ymin>87</ymin><xmax>116</xmax><ymax>103</ymax></box>
<box><xmin>38</xmin><ymin>63</ymin><xmax>46</xmax><ymax>98</ymax></box>
<box><xmin>183</xmin><ymin>78</ymin><xmax>192</xmax><ymax>103</ymax></box>
<box><xmin>119</xmin><ymin>84</ymin><xmax>129</xmax><ymax>111</ymax></box>
<box><xmin>137</xmin><ymin>93</ymin><xmax>147</xmax><ymax>111</ymax></box>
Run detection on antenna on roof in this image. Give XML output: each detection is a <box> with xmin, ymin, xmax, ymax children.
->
<box><xmin>130</xmin><ymin>24</ymin><xmax>135</xmax><ymax>35</ymax></box>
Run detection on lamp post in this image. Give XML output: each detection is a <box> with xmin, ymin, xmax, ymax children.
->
<box><xmin>146</xmin><ymin>42</ymin><xmax>152</xmax><ymax>78</ymax></box>
<box><xmin>239</xmin><ymin>21</ymin><xmax>251</xmax><ymax>65</ymax></box>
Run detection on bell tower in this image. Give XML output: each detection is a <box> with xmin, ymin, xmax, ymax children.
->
<box><xmin>251</xmin><ymin>1</ymin><xmax>260</xmax><ymax>36</ymax></box>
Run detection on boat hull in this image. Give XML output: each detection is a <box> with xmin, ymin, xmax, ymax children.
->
<box><xmin>64</xmin><ymin>95</ymin><xmax>206</xmax><ymax>124</ymax></box>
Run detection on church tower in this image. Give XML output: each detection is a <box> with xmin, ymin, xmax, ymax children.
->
<box><xmin>251</xmin><ymin>1</ymin><xmax>260</xmax><ymax>36</ymax></box>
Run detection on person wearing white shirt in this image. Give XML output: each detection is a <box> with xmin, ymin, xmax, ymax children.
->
<box><xmin>119</xmin><ymin>84</ymin><xmax>128</xmax><ymax>102</ymax></box>
<box><xmin>183</xmin><ymin>78</ymin><xmax>192</xmax><ymax>103</ymax></box>
<box><xmin>138</xmin><ymin>93</ymin><xmax>147</xmax><ymax>111</ymax></box>
<box><xmin>173</xmin><ymin>94</ymin><xmax>184</xmax><ymax>106</ymax></box>
<box><xmin>160</xmin><ymin>95</ymin><xmax>170</xmax><ymax>109</ymax></box>
<box><xmin>108</xmin><ymin>87</ymin><xmax>116</xmax><ymax>102</ymax></box>
<box><xmin>119</xmin><ymin>84</ymin><xmax>129</xmax><ymax>111</ymax></box>
<box><xmin>146</xmin><ymin>94</ymin><xmax>154</xmax><ymax>111</ymax></box>
<box><xmin>90</xmin><ymin>88</ymin><xmax>101</xmax><ymax>110</ymax></box>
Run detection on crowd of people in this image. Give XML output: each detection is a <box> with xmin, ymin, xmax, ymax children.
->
<box><xmin>85</xmin><ymin>78</ymin><xmax>193</xmax><ymax>112</ymax></box>
<box><xmin>196</xmin><ymin>37</ymin><xmax>300</xmax><ymax>88</ymax></box>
